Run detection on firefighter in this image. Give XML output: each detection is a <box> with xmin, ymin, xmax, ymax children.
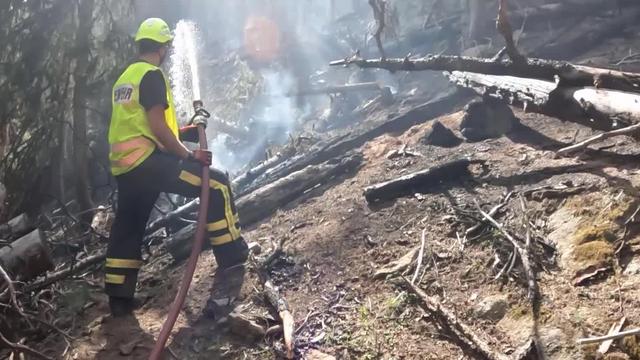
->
<box><xmin>106</xmin><ymin>18</ymin><xmax>248</xmax><ymax>317</ymax></box>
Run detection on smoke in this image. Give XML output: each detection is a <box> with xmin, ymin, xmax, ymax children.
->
<box><xmin>165</xmin><ymin>1</ymin><xmax>382</xmax><ymax>173</ymax></box>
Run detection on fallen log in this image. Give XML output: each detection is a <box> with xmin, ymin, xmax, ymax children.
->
<box><xmin>403</xmin><ymin>278</ymin><xmax>510</xmax><ymax>360</ymax></box>
<box><xmin>232</xmin><ymin>150</ymin><xmax>292</xmax><ymax>193</ymax></box>
<box><xmin>165</xmin><ymin>153</ymin><xmax>363</xmax><ymax>261</ymax></box>
<box><xmin>149</xmin><ymin>91</ymin><xmax>466</xmax><ymax>234</ymax></box>
<box><xmin>364</xmin><ymin>159</ymin><xmax>482</xmax><ymax>204</ymax></box>
<box><xmin>331</xmin><ymin>55</ymin><xmax>640</xmax><ymax>93</ymax></box>
<box><xmin>239</xmin><ymin>153</ymin><xmax>362</xmax><ymax>224</ymax></box>
<box><xmin>0</xmin><ymin>213</ymin><xmax>35</xmax><ymax>240</ymax></box>
<box><xmin>0</xmin><ymin>229</ymin><xmax>53</xmax><ymax>282</ymax></box>
<box><xmin>244</xmin><ymin>90</ymin><xmax>466</xmax><ymax>195</ymax></box>
<box><xmin>447</xmin><ymin>71</ymin><xmax>640</xmax><ymax>130</ymax></box>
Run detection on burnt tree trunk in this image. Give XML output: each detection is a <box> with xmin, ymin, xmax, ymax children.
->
<box><xmin>0</xmin><ymin>229</ymin><xmax>53</xmax><ymax>282</ymax></box>
<box><xmin>364</xmin><ymin>159</ymin><xmax>481</xmax><ymax>203</ymax></box>
<box><xmin>0</xmin><ymin>213</ymin><xmax>34</xmax><ymax>241</ymax></box>
<box><xmin>331</xmin><ymin>55</ymin><xmax>640</xmax><ymax>93</ymax></box>
<box><xmin>72</xmin><ymin>0</ymin><xmax>96</xmax><ymax>224</ymax></box>
<box><xmin>447</xmin><ymin>71</ymin><xmax>640</xmax><ymax>130</ymax></box>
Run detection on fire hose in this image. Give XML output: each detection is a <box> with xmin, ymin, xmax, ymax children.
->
<box><xmin>149</xmin><ymin>100</ymin><xmax>211</xmax><ymax>360</ymax></box>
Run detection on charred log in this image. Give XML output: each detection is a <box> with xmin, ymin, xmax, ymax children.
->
<box><xmin>0</xmin><ymin>229</ymin><xmax>53</xmax><ymax>282</ymax></box>
<box><xmin>364</xmin><ymin>159</ymin><xmax>483</xmax><ymax>204</ymax></box>
<box><xmin>331</xmin><ymin>55</ymin><xmax>640</xmax><ymax>93</ymax></box>
<box><xmin>231</xmin><ymin>151</ymin><xmax>291</xmax><ymax>193</ymax></box>
<box><xmin>0</xmin><ymin>213</ymin><xmax>35</xmax><ymax>241</ymax></box>
<box><xmin>148</xmin><ymin>92</ymin><xmax>466</xmax><ymax>235</ymax></box>
<box><xmin>447</xmin><ymin>71</ymin><xmax>640</xmax><ymax>130</ymax></box>
<box><xmin>242</xmin><ymin>91</ymin><xmax>466</xmax><ymax>195</ymax></box>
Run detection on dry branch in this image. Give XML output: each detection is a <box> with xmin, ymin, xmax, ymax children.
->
<box><xmin>557</xmin><ymin>123</ymin><xmax>640</xmax><ymax>155</ymax></box>
<box><xmin>496</xmin><ymin>0</ymin><xmax>525</xmax><ymax>63</ymax></box>
<box><xmin>23</xmin><ymin>251</ymin><xmax>105</xmax><ymax>294</ymax></box>
<box><xmin>598</xmin><ymin>317</ymin><xmax>626</xmax><ymax>355</ymax></box>
<box><xmin>0</xmin><ymin>330</ymin><xmax>53</xmax><ymax>360</ymax></box>
<box><xmin>368</xmin><ymin>0</ymin><xmax>387</xmax><ymax>59</ymax></box>
<box><xmin>330</xmin><ymin>55</ymin><xmax>640</xmax><ymax>93</ymax></box>
<box><xmin>577</xmin><ymin>327</ymin><xmax>640</xmax><ymax>345</ymax></box>
<box><xmin>403</xmin><ymin>278</ymin><xmax>509</xmax><ymax>360</ymax></box>
<box><xmin>411</xmin><ymin>229</ymin><xmax>427</xmax><ymax>284</ymax></box>
<box><xmin>364</xmin><ymin>159</ymin><xmax>482</xmax><ymax>203</ymax></box>
<box><xmin>477</xmin><ymin>205</ymin><xmax>538</xmax><ymax>303</ymax></box>
<box><xmin>264</xmin><ymin>279</ymin><xmax>294</xmax><ymax>359</ymax></box>
<box><xmin>465</xmin><ymin>192</ymin><xmax>513</xmax><ymax>239</ymax></box>
<box><xmin>250</xmin><ymin>247</ymin><xmax>295</xmax><ymax>359</ymax></box>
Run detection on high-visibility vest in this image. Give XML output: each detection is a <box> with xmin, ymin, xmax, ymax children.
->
<box><xmin>108</xmin><ymin>61</ymin><xmax>179</xmax><ymax>176</ymax></box>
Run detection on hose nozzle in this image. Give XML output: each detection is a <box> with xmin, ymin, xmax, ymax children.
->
<box><xmin>191</xmin><ymin>100</ymin><xmax>210</xmax><ymax>128</ymax></box>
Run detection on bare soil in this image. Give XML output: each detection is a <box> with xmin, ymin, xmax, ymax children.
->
<box><xmin>41</xmin><ymin>101</ymin><xmax>640</xmax><ymax>360</ymax></box>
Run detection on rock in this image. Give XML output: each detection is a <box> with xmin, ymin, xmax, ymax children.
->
<box><xmin>373</xmin><ymin>246</ymin><xmax>420</xmax><ymax>279</ymax></box>
<box><xmin>539</xmin><ymin>326</ymin><xmax>573</xmax><ymax>357</ymax></box>
<box><xmin>473</xmin><ymin>294</ymin><xmax>508</xmax><ymax>321</ymax></box>
<box><xmin>228</xmin><ymin>312</ymin><xmax>266</xmax><ymax>341</ymax></box>
<box><xmin>90</xmin><ymin>206</ymin><xmax>114</xmax><ymax>238</ymax></box>
<box><xmin>421</xmin><ymin>121</ymin><xmax>462</xmax><ymax>148</ymax></box>
<box><xmin>306</xmin><ymin>349</ymin><xmax>336</xmax><ymax>360</ymax></box>
<box><xmin>623</xmin><ymin>256</ymin><xmax>640</xmax><ymax>275</ymax></box>
<box><xmin>119</xmin><ymin>339</ymin><xmax>141</xmax><ymax>356</ymax></box>
<box><xmin>460</xmin><ymin>98</ymin><xmax>518</xmax><ymax>142</ymax></box>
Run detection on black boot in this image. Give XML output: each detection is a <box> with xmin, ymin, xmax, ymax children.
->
<box><xmin>213</xmin><ymin>236</ymin><xmax>249</xmax><ymax>270</ymax></box>
<box><xmin>109</xmin><ymin>296</ymin><xmax>135</xmax><ymax>317</ymax></box>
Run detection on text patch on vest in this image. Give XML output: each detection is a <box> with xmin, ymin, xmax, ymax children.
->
<box><xmin>114</xmin><ymin>84</ymin><xmax>134</xmax><ymax>104</ymax></box>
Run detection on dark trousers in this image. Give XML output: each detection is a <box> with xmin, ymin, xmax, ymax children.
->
<box><xmin>105</xmin><ymin>151</ymin><xmax>248</xmax><ymax>299</ymax></box>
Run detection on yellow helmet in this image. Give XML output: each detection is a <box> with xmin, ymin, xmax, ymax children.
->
<box><xmin>135</xmin><ymin>18</ymin><xmax>173</xmax><ymax>44</ymax></box>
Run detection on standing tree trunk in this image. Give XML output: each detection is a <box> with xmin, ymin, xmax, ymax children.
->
<box><xmin>72</xmin><ymin>0</ymin><xmax>96</xmax><ymax>224</ymax></box>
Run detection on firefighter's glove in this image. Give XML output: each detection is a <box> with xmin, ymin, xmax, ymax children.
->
<box><xmin>190</xmin><ymin>107</ymin><xmax>211</xmax><ymax>128</ymax></box>
<box><xmin>190</xmin><ymin>149</ymin><xmax>212</xmax><ymax>167</ymax></box>
<box><xmin>192</xmin><ymin>114</ymin><xmax>209</xmax><ymax>128</ymax></box>
<box><xmin>179</xmin><ymin>125</ymin><xmax>199</xmax><ymax>143</ymax></box>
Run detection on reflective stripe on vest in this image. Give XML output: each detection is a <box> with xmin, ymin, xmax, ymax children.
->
<box><xmin>108</xmin><ymin>62</ymin><xmax>179</xmax><ymax>176</ymax></box>
<box><xmin>109</xmin><ymin>137</ymin><xmax>165</xmax><ymax>169</ymax></box>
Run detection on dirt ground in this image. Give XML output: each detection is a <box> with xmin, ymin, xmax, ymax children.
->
<box><xmin>35</xmin><ymin>98</ymin><xmax>640</xmax><ymax>360</ymax></box>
